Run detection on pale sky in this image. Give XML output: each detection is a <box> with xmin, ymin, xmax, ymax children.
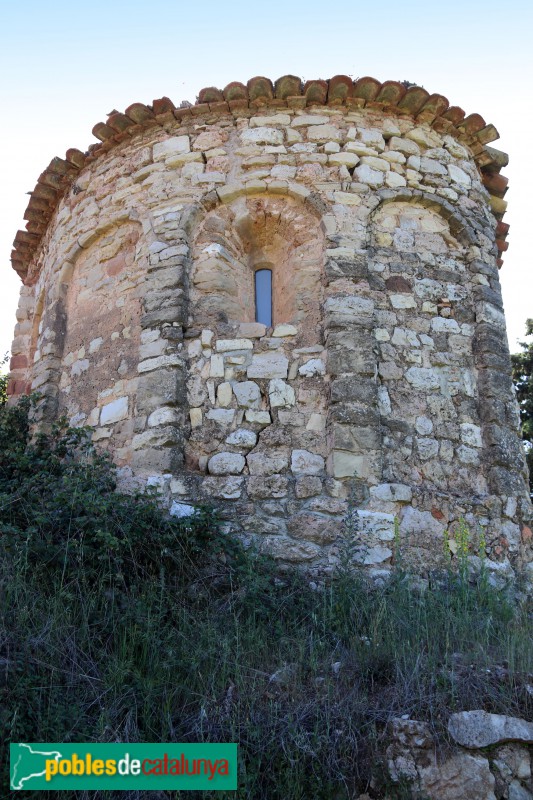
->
<box><xmin>1</xmin><ymin>0</ymin><xmax>532</xmax><ymax>365</ymax></box>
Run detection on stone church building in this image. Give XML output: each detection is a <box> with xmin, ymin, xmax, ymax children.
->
<box><xmin>8</xmin><ymin>74</ymin><xmax>532</xmax><ymax>576</ymax></box>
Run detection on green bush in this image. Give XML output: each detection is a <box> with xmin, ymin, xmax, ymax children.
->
<box><xmin>1</xmin><ymin>398</ymin><xmax>532</xmax><ymax>799</ymax></box>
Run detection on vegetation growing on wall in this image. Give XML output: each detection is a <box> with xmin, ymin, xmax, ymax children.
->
<box><xmin>1</xmin><ymin>397</ymin><xmax>532</xmax><ymax>799</ymax></box>
<box><xmin>512</xmin><ymin>319</ymin><xmax>533</xmax><ymax>495</ymax></box>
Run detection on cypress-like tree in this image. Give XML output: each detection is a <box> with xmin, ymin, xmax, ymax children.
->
<box><xmin>511</xmin><ymin>319</ymin><xmax>533</xmax><ymax>494</ymax></box>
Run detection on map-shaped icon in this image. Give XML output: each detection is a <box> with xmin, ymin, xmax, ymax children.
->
<box><xmin>10</xmin><ymin>743</ymin><xmax>63</xmax><ymax>790</ymax></box>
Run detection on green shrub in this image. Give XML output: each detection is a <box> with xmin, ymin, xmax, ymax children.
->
<box><xmin>1</xmin><ymin>398</ymin><xmax>532</xmax><ymax>799</ymax></box>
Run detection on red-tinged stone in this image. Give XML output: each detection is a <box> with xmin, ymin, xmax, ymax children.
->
<box><xmin>521</xmin><ymin>525</ymin><xmax>532</xmax><ymax>542</ymax></box>
<box><xmin>173</xmin><ymin>107</ymin><xmax>192</xmax><ymax>121</ymax></box>
<box><xmin>397</xmin><ymin>86</ymin><xmax>429</xmax><ymax>115</ymax></box>
<box><xmin>496</xmin><ymin>238</ymin><xmax>509</xmax><ymax>252</ymax></box>
<box><xmin>223</xmin><ymin>82</ymin><xmax>248</xmax><ymax>102</ymax></box>
<box><xmin>328</xmin><ymin>75</ymin><xmax>353</xmax><ymax>104</ymax></box>
<box><xmin>275</xmin><ymin>75</ymin><xmax>302</xmax><ymax>99</ymax></box>
<box><xmin>27</xmin><ymin>197</ymin><xmax>51</xmax><ymax>212</ymax></box>
<box><xmin>198</xmin><ymin>86</ymin><xmax>224</xmax><ymax>103</ymax></box>
<box><xmin>287</xmin><ymin>95</ymin><xmax>306</xmax><ymax>109</ymax></box>
<box><xmin>107</xmin><ymin>111</ymin><xmax>134</xmax><ymax>133</ymax></box>
<box><xmin>431</xmin><ymin>507</ymin><xmax>445</xmax><ymax>520</ymax></box>
<box><xmin>190</xmin><ymin>102</ymin><xmax>209</xmax><ymax>116</ymax></box>
<box><xmin>441</xmin><ymin>105</ymin><xmax>465</xmax><ymax>125</ymax></box>
<box><xmin>304</xmin><ymin>79</ymin><xmax>328</xmax><ymax>105</ymax></box>
<box><xmin>152</xmin><ymin>96</ymin><xmax>175</xmax><ymax>114</ymax></box>
<box><xmin>353</xmin><ymin>76</ymin><xmax>381</xmax><ymax>102</ymax></box>
<box><xmin>47</xmin><ymin>156</ymin><xmax>71</xmax><ymax>175</ymax></box>
<box><xmin>376</xmin><ymin>80</ymin><xmax>406</xmax><ymax>106</ymax></box>
<box><xmin>476</xmin><ymin>123</ymin><xmax>499</xmax><ymax>145</ymax></box>
<box><xmin>7</xmin><ymin>379</ymin><xmax>17</xmax><ymax>396</ymax></box>
<box><xmin>247</xmin><ymin>76</ymin><xmax>274</xmax><ymax>102</ymax></box>
<box><xmin>496</xmin><ymin>220</ymin><xmax>510</xmax><ymax>237</ymax></box>
<box><xmin>125</xmin><ymin>102</ymin><xmax>155</xmax><ymax>123</ymax></box>
<box><xmin>496</xmin><ymin>258</ymin><xmax>504</xmax><ymax>268</ymax></box>
<box><xmin>38</xmin><ymin>170</ymin><xmax>64</xmax><ymax>190</ymax></box>
<box><xmin>483</xmin><ymin>172</ymin><xmax>508</xmax><ymax>197</ymax></box>
<box><xmin>228</xmin><ymin>98</ymin><xmax>249</xmax><ymax>111</ymax></box>
<box><xmin>458</xmin><ymin>113</ymin><xmax>486</xmax><ymax>135</ymax></box>
<box><xmin>417</xmin><ymin>93</ymin><xmax>449</xmax><ymax>123</ymax></box>
<box><xmin>14</xmin><ymin>230</ymin><xmax>39</xmax><ymax>246</ymax></box>
<box><xmin>23</xmin><ymin>208</ymin><xmax>48</xmax><ymax>223</ymax></box>
<box><xmin>92</xmin><ymin>121</ymin><xmax>115</xmax><ymax>141</ymax></box>
<box><xmin>494</xmin><ymin>545</ymin><xmax>504</xmax><ymax>555</ymax></box>
<box><xmin>209</xmin><ymin>101</ymin><xmax>230</xmax><ymax>113</ymax></box>
<box><xmin>385</xmin><ymin>275</ymin><xmax>412</xmax><ymax>293</ymax></box>
<box><xmin>346</xmin><ymin>96</ymin><xmax>365</xmax><ymax>109</ymax></box>
<box><xmin>10</xmin><ymin>354</ymin><xmax>27</xmax><ymax>369</ymax></box>
<box><xmin>65</xmin><ymin>148</ymin><xmax>86</xmax><ymax>169</ymax></box>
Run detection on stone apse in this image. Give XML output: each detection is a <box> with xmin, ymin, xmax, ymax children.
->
<box><xmin>8</xmin><ymin>74</ymin><xmax>532</xmax><ymax>576</ymax></box>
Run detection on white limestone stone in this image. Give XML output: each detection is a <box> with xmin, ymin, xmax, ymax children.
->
<box><xmin>247</xmin><ymin>353</ymin><xmax>289</xmax><ymax>379</ymax></box>
<box><xmin>232</xmin><ymin>381</ymin><xmax>262</xmax><ymax>408</ymax></box>
<box><xmin>460</xmin><ymin>423</ymin><xmax>483</xmax><ymax>448</ymax></box>
<box><xmin>390</xmin><ymin>294</ymin><xmax>417</xmax><ymax>309</ymax></box>
<box><xmin>431</xmin><ymin>317</ymin><xmax>460</xmax><ymax>333</ymax></box>
<box><xmin>216</xmin><ymin>339</ymin><xmax>253</xmax><ymax>351</ymax></box>
<box><xmin>241</xmin><ymin>127</ymin><xmax>284</xmax><ymax>145</ymax></box>
<box><xmin>405</xmin><ymin>367</ymin><xmax>440</xmax><ymax>391</ymax></box>
<box><xmin>269</xmin><ymin>379</ymin><xmax>296</xmax><ymax>408</ymax></box>
<box><xmin>208</xmin><ymin>452</ymin><xmax>245</xmax><ymax>475</ymax></box>
<box><xmin>328</xmin><ymin>152</ymin><xmax>360</xmax><ymax>167</ymax></box>
<box><xmin>291</xmin><ymin>449</ymin><xmax>325</xmax><ymax>476</ymax></box>
<box><xmin>245</xmin><ymin>410</ymin><xmax>271</xmax><ymax>425</ymax></box>
<box><xmin>100</xmin><ymin>396</ymin><xmax>128</xmax><ymax>425</ymax></box>
<box><xmin>299</xmin><ymin>359</ymin><xmax>325</xmax><ymax>377</ymax></box>
<box><xmin>353</xmin><ymin>164</ymin><xmax>384</xmax><ymax>187</ymax></box>
<box><xmin>225</xmin><ymin>429</ymin><xmax>257</xmax><ymax>448</ymax></box>
<box><xmin>415</xmin><ymin>416</ymin><xmax>434</xmax><ymax>435</ymax></box>
<box><xmin>206</xmin><ymin>409</ymin><xmax>235</xmax><ymax>425</ymax></box>
<box><xmin>217</xmin><ymin>382</ymin><xmax>233</xmax><ymax>407</ymax></box>
<box><xmin>153</xmin><ymin>136</ymin><xmax>190</xmax><ymax>161</ymax></box>
<box><xmin>272</xmin><ymin>324</ymin><xmax>297</xmax><ymax>337</ymax></box>
<box><xmin>291</xmin><ymin>115</ymin><xmax>330</xmax><ymax>127</ymax></box>
<box><xmin>147</xmin><ymin>407</ymin><xmax>179</xmax><ymax>427</ymax></box>
<box><xmin>210</xmin><ymin>355</ymin><xmax>225</xmax><ymax>377</ymax></box>
<box><xmin>370</xmin><ymin>484</ymin><xmax>412</xmax><ymax>503</ymax></box>
<box><xmin>448</xmin><ymin>164</ymin><xmax>472</xmax><ymax>186</ymax></box>
<box><xmin>190</xmin><ymin>408</ymin><xmax>202</xmax><ymax>428</ymax></box>
<box><xmin>307</xmin><ymin>124</ymin><xmax>343</xmax><ymax>142</ymax></box>
<box><xmin>249</xmin><ymin>114</ymin><xmax>291</xmax><ymax>127</ymax></box>
<box><xmin>169</xmin><ymin>501</ymin><xmax>196</xmax><ymax>518</ymax></box>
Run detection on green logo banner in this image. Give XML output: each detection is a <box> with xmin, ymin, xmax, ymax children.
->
<box><xmin>10</xmin><ymin>743</ymin><xmax>237</xmax><ymax>791</ymax></box>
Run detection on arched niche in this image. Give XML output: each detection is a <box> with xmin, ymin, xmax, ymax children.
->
<box><xmin>190</xmin><ymin>194</ymin><xmax>325</xmax><ymax>342</ymax></box>
<box><xmin>55</xmin><ymin>220</ymin><xmax>145</xmax><ymax>440</ymax></box>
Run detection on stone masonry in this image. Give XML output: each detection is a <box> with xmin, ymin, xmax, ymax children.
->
<box><xmin>8</xmin><ymin>74</ymin><xmax>532</xmax><ymax>577</ymax></box>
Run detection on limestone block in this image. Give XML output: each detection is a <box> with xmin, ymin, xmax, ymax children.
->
<box><xmin>190</xmin><ymin>408</ymin><xmax>202</xmax><ymax>428</ymax></box>
<box><xmin>385</xmin><ymin>172</ymin><xmax>407</xmax><ymax>188</ymax></box>
<box><xmin>378</xmin><ymin>361</ymin><xmax>403</xmax><ymax>380</ymax></box>
<box><xmin>457</xmin><ymin>445</ymin><xmax>480</xmax><ymax>465</ymax></box>
<box><xmin>247</xmin><ymin>475</ymin><xmax>288</xmax><ymax>498</ymax></box>
<box><xmin>193</xmin><ymin>130</ymin><xmax>225</xmax><ymax>151</ymax></box>
<box><xmin>216</xmin><ymin>382</ymin><xmax>233</xmax><ymax>407</ymax></box>
<box><xmin>216</xmin><ymin>339</ymin><xmax>253</xmax><ymax>352</ymax></box>
<box><xmin>415</xmin><ymin>416</ymin><xmax>433</xmax><ymax>435</ymax></box>
<box><xmin>295</xmin><ymin>476</ymin><xmax>322</xmax><ymax>498</ymax></box>
<box><xmin>100</xmin><ymin>396</ymin><xmax>128</xmax><ymax>425</ymax></box>
<box><xmin>417</xmin><ymin>437</ymin><xmax>439</xmax><ymax>460</ymax></box>
<box><xmin>153</xmin><ymin>136</ymin><xmax>190</xmax><ymax>162</ymax></box>
<box><xmin>249</xmin><ymin>114</ymin><xmax>291</xmax><ymax>127</ymax></box>
<box><xmin>449</xmin><ymin>711</ymin><xmax>533</xmax><ymax>749</ymax></box>
<box><xmin>307</xmin><ymin>124</ymin><xmax>343</xmax><ymax>142</ymax></box>
<box><xmin>360</xmin><ymin>156</ymin><xmax>390</xmax><ymax>172</ymax></box>
<box><xmin>201</xmin><ymin>329</ymin><xmax>214</xmax><ymax>347</ymax></box>
<box><xmin>332</xmin><ymin>451</ymin><xmax>368</xmax><ymax>479</ymax></box>
<box><xmin>390</xmin><ymin>294</ymin><xmax>416</xmax><ymax>309</ymax></box>
<box><xmin>225</xmin><ymin>428</ymin><xmax>257</xmax><ymax>448</ymax></box>
<box><xmin>325</xmin><ymin>295</ymin><xmax>374</xmax><ymax>326</ymax></box>
<box><xmin>291</xmin><ymin>449</ymin><xmax>325</xmax><ymax>476</ymax></box>
<box><xmin>272</xmin><ymin>324</ymin><xmax>297</xmax><ymax>337</ymax></box>
<box><xmin>291</xmin><ymin>114</ymin><xmax>330</xmax><ymax>127</ymax></box>
<box><xmin>448</xmin><ymin>164</ymin><xmax>472</xmax><ymax>186</ymax></box>
<box><xmin>247</xmin><ymin>353</ymin><xmax>289</xmax><ymax>379</ymax></box>
<box><xmin>369</xmin><ymin>484</ymin><xmax>412</xmax><ymax>503</ymax></box>
<box><xmin>210</xmin><ymin>355</ymin><xmax>225</xmax><ymax>377</ymax></box>
<box><xmin>269</xmin><ymin>379</ymin><xmax>295</xmax><ymax>408</ymax></box>
<box><xmin>306</xmin><ymin>413</ymin><xmax>326</xmax><ymax>432</ymax></box>
<box><xmin>138</xmin><ymin>354</ymin><xmax>182</xmax><ymax>373</ymax></box>
<box><xmin>238</xmin><ymin>322</ymin><xmax>266</xmax><ymax>338</ymax></box>
<box><xmin>71</xmin><ymin>359</ymin><xmax>90</xmax><ymax>377</ymax></box>
<box><xmin>287</xmin><ymin>513</ymin><xmax>339</xmax><ymax>545</ymax></box>
<box><xmin>241</xmin><ymin>127</ymin><xmax>284</xmax><ymax>146</ymax></box>
<box><xmin>245</xmin><ymin>410</ymin><xmax>271</xmax><ymax>425</ymax></box>
<box><xmin>419</xmin><ymin>157</ymin><xmax>447</xmax><ymax>175</ymax></box>
<box><xmin>298</xmin><ymin>359</ymin><xmax>325</xmax><ymax>377</ymax></box>
<box><xmin>391</xmin><ymin>328</ymin><xmax>420</xmax><ymax>347</ymax></box>
<box><xmin>247</xmin><ymin>449</ymin><xmax>289</xmax><ymax>475</ymax></box>
<box><xmin>147</xmin><ymin>407</ymin><xmax>180</xmax><ymax>427</ymax></box>
<box><xmin>206</xmin><ymin>409</ymin><xmax>235</xmax><ymax>425</ymax></box>
<box><xmin>460</xmin><ymin>422</ymin><xmax>482</xmax><ymax>448</ymax></box>
<box><xmin>201</xmin><ymin>476</ymin><xmax>243</xmax><ymax>499</ymax></box>
<box><xmin>261</xmin><ymin>536</ymin><xmax>321</xmax><ymax>562</ymax></box>
<box><xmin>431</xmin><ymin>317</ymin><xmax>460</xmax><ymax>333</ymax></box>
<box><xmin>233</xmin><ymin>381</ymin><xmax>262</xmax><ymax>408</ymax></box>
<box><xmin>405</xmin><ymin>367</ymin><xmax>440</xmax><ymax>391</ymax></box>
<box><xmin>169</xmin><ymin>501</ymin><xmax>196</xmax><ymax>518</ymax></box>
<box><xmin>208</xmin><ymin>452</ymin><xmax>245</xmax><ymax>475</ymax></box>
<box><xmin>328</xmin><ymin>152</ymin><xmax>360</xmax><ymax>167</ymax></box>
<box><xmin>405</xmin><ymin>126</ymin><xmax>441</xmax><ymax>148</ymax></box>
<box><xmin>353</xmin><ymin>164</ymin><xmax>384</xmax><ymax>187</ymax></box>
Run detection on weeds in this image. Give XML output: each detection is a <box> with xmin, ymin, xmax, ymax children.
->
<box><xmin>1</xmin><ymin>399</ymin><xmax>532</xmax><ymax>799</ymax></box>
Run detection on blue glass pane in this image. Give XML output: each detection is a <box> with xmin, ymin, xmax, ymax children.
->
<box><xmin>255</xmin><ymin>269</ymin><xmax>272</xmax><ymax>327</ymax></box>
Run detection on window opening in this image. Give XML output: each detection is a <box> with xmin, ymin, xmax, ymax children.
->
<box><xmin>255</xmin><ymin>268</ymin><xmax>272</xmax><ymax>327</ymax></box>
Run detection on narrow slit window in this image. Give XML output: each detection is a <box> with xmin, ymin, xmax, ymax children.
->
<box><xmin>255</xmin><ymin>269</ymin><xmax>272</xmax><ymax>327</ymax></box>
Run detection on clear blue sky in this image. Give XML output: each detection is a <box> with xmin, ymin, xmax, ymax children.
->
<box><xmin>1</xmin><ymin>0</ymin><xmax>532</xmax><ymax>361</ymax></box>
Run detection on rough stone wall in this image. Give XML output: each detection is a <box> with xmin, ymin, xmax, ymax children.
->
<box><xmin>8</xmin><ymin>102</ymin><xmax>532</xmax><ymax>577</ymax></box>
